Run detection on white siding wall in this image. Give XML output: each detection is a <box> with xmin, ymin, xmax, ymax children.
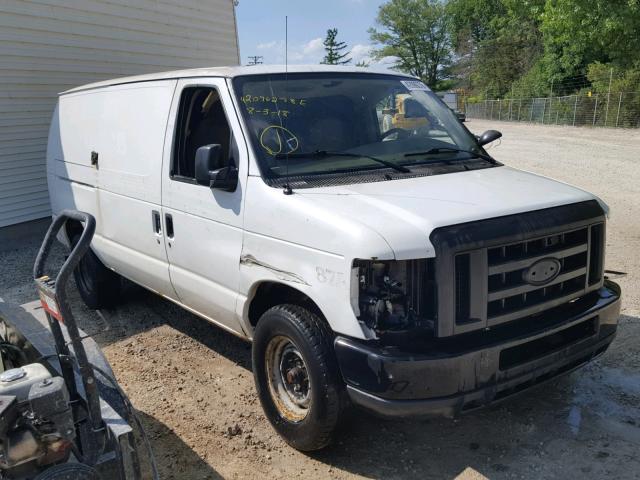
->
<box><xmin>0</xmin><ymin>0</ymin><xmax>240</xmax><ymax>227</ymax></box>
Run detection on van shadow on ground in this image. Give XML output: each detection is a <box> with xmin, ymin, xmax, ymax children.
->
<box><xmin>82</xmin><ymin>279</ymin><xmax>253</xmax><ymax>370</ymax></box>
<box><xmin>135</xmin><ymin>410</ymin><xmax>224</xmax><ymax>480</ymax></box>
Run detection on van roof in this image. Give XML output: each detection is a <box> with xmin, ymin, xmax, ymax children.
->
<box><xmin>61</xmin><ymin>64</ymin><xmax>417</xmax><ymax>95</ymax></box>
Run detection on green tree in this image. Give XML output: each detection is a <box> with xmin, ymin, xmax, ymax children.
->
<box><xmin>374</xmin><ymin>0</ymin><xmax>640</xmax><ymax>102</ymax></box>
<box><xmin>448</xmin><ymin>0</ymin><xmax>544</xmax><ymax>97</ymax></box>
<box><xmin>587</xmin><ymin>61</ymin><xmax>640</xmax><ymax>94</ymax></box>
<box><xmin>541</xmin><ymin>0</ymin><xmax>640</xmax><ymax>82</ymax></box>
<box><xmin>369</xmin><ymin>0</ymin><xmax>452</xmax><ymax>88</ymax></box>
<box><xmin>447</xmin><ymin>0</ymin><xmax>504</xmax><ymax>53</ymax></box>
<box><xmin>321</xmin><ymin>28</ymin><xmax>351</xmax><ymax>65</ymax></box>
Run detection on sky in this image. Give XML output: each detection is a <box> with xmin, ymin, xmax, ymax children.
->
<box><xmin>235</xmin><ymin>0</ymin><xmax>391</xmax><ymax>67</ymax></box>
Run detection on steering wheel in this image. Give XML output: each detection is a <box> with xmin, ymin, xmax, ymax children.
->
<box><xmin>381</xmin><ymin>128</ymin><xmax>412</xmax><ymax>140</ymax></box>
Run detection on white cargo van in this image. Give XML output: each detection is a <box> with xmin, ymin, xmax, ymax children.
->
<box><xmin>47</xmin><ymin>66</ymin><xmax>621</xmax><ymax>451</ymax></box>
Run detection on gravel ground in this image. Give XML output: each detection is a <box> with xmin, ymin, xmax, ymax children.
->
<box><xmin>1</xmin><ymin>120</ymin><xmax>639</xmax><ymax>479</ymax></box>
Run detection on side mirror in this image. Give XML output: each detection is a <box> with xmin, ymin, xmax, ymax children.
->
<box><xmin>195</xmin><ymin>144</ymin><xmax>238</xmax><ymax>191</ymax></box>
<box><xmin>209</xmin><ymin>166</ymin><xmax>238</xmax><ymax>192</ymax></box>
<box><xmin>478</xmin><ymin>129</ymin><xmax>502</xmax><ymax>146</ymax></box>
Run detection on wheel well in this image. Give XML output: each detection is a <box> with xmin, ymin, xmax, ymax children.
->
<box><xmin>248</xmin><ymin>282</ymin><xmax>323</xmax><ymax>327</ymax></box>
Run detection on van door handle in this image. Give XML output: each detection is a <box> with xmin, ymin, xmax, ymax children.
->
<box><xmin>152</xmin><ymin>210</ymin><xmax>162</xmax><ymax>235</ymax></box>
<box><xmin>165</xmin><ymin>213</ymin><xmax>174</xmax><ymax>239</ymax></box>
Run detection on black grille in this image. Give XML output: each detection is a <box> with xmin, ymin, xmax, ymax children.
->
<box><xmin>430</xmin><ymin>201</ymin><xmax>606</xmax><ymax>337</ymax></box>
<box><xmin>455</xmin><ymin>254</ymin><xmax>471</xmax><ymax>322</ymax></box>
<box><xmin>264</xmin><ymin>159</ymin><xmax>495</xmax><ymax>189</ymax></box>
<box><xmin>486</xmin><ymin>226</ymin><xmax>594</xmax><ymax>324</ymax></box>
<box><xmin>407</xmin><ymin>259</ymin><xmax>437</xmax><ymax>320</ymax></box>
<box><xmin>589</xmin><ymin>223</ymin><xmax>604</xmax><ymax>285</ymax></box>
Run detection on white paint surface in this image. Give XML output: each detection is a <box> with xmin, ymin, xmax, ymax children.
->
<box><xmin>47</xmin><ymin>71</ymin><xmax>604</xmax><ymax>340</ymax></box>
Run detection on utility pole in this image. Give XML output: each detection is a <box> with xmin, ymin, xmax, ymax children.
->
<box><xmin>247</xmin><ymin>55</ymin><xmax>263</xmax><ymax>66</ymax></box>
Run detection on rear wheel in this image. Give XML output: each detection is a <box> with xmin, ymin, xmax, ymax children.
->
<box><xmin>71</xmin><ymin>234</ymin><xmax>121</xmax><ymax>309</ymax></box>
<box><xmin>252</xmin><ymin>304</ymin><xmax>345</xmax><ymax>451</ymax></box>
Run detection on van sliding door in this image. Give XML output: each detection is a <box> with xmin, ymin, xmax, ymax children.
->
<box><xmin>77</xmin><ymin>80</ymin><xmax>177</xmax><ymax>298</ymax></box>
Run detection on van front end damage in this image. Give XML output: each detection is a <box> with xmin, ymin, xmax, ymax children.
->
<box><xmin>336</xmin><ymin>279</ymin><xmax>620</xmax><ymax>417</ymax></box>
<box><xmin>340</xmin><ymin>201</ymin><xmax>620</xmax><ymax>417</ymax></box>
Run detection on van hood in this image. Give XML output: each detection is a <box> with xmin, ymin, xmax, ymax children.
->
<box><xmin>296</xmin><ymin>166</ymin><xmax>599</xmax><ymax>259</ymax></box>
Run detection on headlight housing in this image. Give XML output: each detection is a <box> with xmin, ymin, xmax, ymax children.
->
<box><xmin>352</xmin><ymin>259</ymin><xmax>437</xmax><ymax>339</ymax></box>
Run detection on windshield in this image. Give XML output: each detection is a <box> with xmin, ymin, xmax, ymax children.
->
<box><xmin>232</xmin><ymin>73</ymin><xmax>485</xmax><ymax>180</ymax></box>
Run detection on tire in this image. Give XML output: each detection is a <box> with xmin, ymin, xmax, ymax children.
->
<box><xmin>33</xmin><ymin>463</ymin><xmax>101</xmax><ymax>480</ymax></box>
<box><xmin>252</xmin><ymin>304</ymin><xmax>345</xmax><ymax>451</ymax></box>
<box><xmin>71</xmin><ymin>233</ymin><xmax>121</xmax><ymax>310</ymax></box>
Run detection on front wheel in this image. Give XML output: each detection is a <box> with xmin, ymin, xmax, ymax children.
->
<box><xmin>252</xmin><ymin>305</ymin><xmax>345</xmax><ymax>451</ymax></box>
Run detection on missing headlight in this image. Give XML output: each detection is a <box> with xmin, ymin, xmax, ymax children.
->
<box><xmin>353</xmin><ymin>259</ymin><xmax>437</xmax><ymax>339</ymax></box>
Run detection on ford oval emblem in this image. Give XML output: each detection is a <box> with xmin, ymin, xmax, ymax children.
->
<box><xmin>523</xmin><ymin>258</ymin><xmax>561</xmax><ymax>286</ymax></box>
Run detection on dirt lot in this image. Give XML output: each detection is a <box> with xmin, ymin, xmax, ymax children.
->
<box><xmin>1</xmin><ymin>120</ymin><xmax>639</xmax><ymax>479</ymax></box>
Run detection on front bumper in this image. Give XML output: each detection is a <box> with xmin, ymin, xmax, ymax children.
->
<box><xmin>335</xmin><ymin>281</ymin><xmax>621</xmax><ymax>418</ymax></box>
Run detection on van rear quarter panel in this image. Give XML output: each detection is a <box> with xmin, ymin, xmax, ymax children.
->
<box><xmin>48</xmin><ymin>81</ymin><xmax>177</xmax><ymax>295</ymax></box>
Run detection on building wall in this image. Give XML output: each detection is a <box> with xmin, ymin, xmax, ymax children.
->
<box><xmin>0</xmin><ymin>0</ymin><xmax>240</xmax><ymax>227</ymax></box>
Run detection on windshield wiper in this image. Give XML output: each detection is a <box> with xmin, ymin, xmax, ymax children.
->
<box><xmin>274</xmin><ymin>150</ymin><xmax>411</xmax><ymax>173</ymax></box>
<box><xmin>404</xmin><ymin>147</ymin><xmax>497</xmax><ymax>164</ymax></box>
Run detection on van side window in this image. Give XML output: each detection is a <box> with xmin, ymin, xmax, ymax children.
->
<box><xmin>172</xmin><ymin>87</ymin><xmax>235</xmax><ymax>180</ymax></box>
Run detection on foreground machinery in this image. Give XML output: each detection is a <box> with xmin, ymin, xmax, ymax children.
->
<box><xmin>0</xmin><ymin>211</ymin><xmax>156</xmax><ymax>479</ymax></box>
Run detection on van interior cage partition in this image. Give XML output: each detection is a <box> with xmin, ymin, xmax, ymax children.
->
<box><xmin>465</xmin><ymin>92</ymin><xmax>640</xmax><ymax>128</ymax></box>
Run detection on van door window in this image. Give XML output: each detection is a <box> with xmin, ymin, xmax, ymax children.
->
<box><xmin>172</xmin><ymin>87</ymin><xmax>236</xmax><ymax>181</ymax></box>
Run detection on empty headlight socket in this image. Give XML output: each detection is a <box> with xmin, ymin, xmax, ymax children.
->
<box><xmin>352</xmin><ymin>259</ymin><xmax>437</xmax><ymax>344</ymax></box>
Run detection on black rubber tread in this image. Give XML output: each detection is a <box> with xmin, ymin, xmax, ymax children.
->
<box><xmin>252</xmin><ymin>304</ymin><xmax>345</xmax><ymax>451</ymax></box>
<box><xmin>71</xmin><ymin>233</ymin><xmax>121</xmax><ymax>310</ymax></box>
<box><xmin>33</xmin><ymin>462</ymin><xmax>101</xmax><ymax>479</ymax></box>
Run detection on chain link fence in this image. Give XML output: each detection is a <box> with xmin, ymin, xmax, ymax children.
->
<box><xmin>465</xmin><ymin>92</ymin><xmax>640</xmax><ymax>128</ymax></box>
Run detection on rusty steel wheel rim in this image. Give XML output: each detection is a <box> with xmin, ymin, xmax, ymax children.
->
<box><xmin>265</xmin><ymin>335</ymin><xmax>311</xmax><ymax>422</ymax></box>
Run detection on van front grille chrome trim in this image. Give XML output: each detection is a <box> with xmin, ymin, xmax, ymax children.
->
<box><xmin>429</xmin><ymin>200</ymin><xmax>606</xmax><ymax>337</ymax></box>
